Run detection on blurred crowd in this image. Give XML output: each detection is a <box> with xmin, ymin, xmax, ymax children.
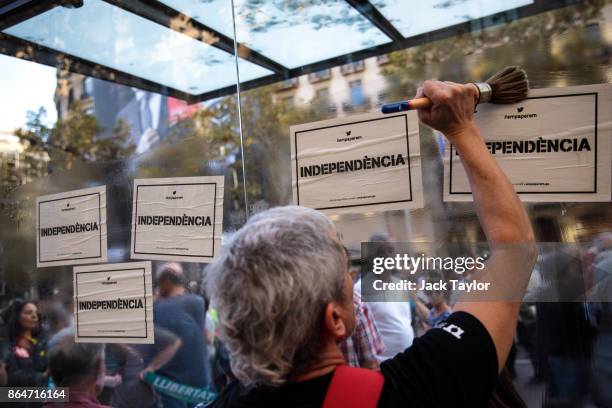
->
<box><xmin>0</xmin><ymin>230</ymin><xmax>610</xmax><ymax>408</ymax></box>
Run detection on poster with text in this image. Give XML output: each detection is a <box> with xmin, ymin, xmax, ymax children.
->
<box><xmin>131</xmin><ymin>176</ymin><xmax>224</xmax><ymax>263</ymax></box>
<box><xmin>444</xmin><ymin>84</ymin><xmax>612</xmax><ymax>202</ymax></box>
<box><xmin>74</xmin><ymin>261</ymin><xmax>153</xmax><ymax>344</ymax></box>
<box><xmin>37</xmin><ymin>186</ymin><xmax>107</xmax><ymax>267</ymax></box>
<box><xmin>290</xmin><ymin>111</ymin><xmax>422</xmax><ymax>215</ymax></box>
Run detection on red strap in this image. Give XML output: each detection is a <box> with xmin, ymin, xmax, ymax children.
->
<box><xmin>322</xmin><ymin>365</ymin><xmax>385</xmax><ymax>408</ymax></box>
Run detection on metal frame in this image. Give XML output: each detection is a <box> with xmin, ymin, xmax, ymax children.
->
<box><xmin>0</xmin><ymin>0</ymin><xmax>57</xmax><ymax>31</ymax></box>
<box><xmin>0</xmin><ymin>32</ymin><xmax>203</xmax><ymax>102</ymax></box>
<box><xmin>0</xmin><ymin>0</ymin><xmax>579</xmax><ymax>103</ymax></box>
<box><xmin>345</xmin><ymin>0</ymin><xmax>403</xmax><ymax>42</ymax></box>
<box><xmin>104</xmin><ymin>0</ymin><xmax>287</xmax><ymax>75</ymax></box>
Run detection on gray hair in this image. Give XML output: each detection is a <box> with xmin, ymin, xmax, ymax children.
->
<box><xmin>48</xmin><ymin>328</ymin><xmax>104</xmax><ymax>387</ymax></box>
<box><xmin>364</xmin><ymin>232</ymin><xmax>397</xmax><ymax>275</ymax></box>
<box><xmin>206</xmin><ymin>206</ymin><xmax>346</xmax><ymax>387</ymax></box>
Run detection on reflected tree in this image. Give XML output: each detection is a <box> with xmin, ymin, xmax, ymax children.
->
<box><xmin>381</xmin><ymin>0</ymin><xmax>609</xmax><ymax>100</ymax></box>
<box><xmin>194</xmin><ymin>0</ymin><xmax>376</xmax><ymax>33</ymax></box>
<box><xmin>239</xmin><ymin>1</ymin><xmax>370</xmax><ymax>32</ymax></box>
<box><xmin>14</xmin><ymin>101</ymin><xmax>135</xmax><ymax>172</ymax></box>
<box><xmin>135</xmin><ymin>84</ymin><xmax>334</xmax><ymax>223</ymax></box>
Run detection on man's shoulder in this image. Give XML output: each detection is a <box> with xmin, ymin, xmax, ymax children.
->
<box><xmin>170</xmin><ymin>293</ymin><xmax>204</xmax><ymax>309</ymax></box>
<box><xmin>183</xmin><ymin>293</ymin><xmax>205</xmax><ymax>305</ymax></box>
<box><xmin>156</xmin><ymin>293</ymin><xmax>203</xmax><ymax>308</ymax></box>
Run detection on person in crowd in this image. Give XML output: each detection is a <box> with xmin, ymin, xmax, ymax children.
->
<box><xmin>0</xmin><ymin>304</ymin><xmax>8</xmax><ymax>386</ymax></box>
<box><xmin>97</xmin><ymin>344</ymin><xmax>125</xmax><ymax>404</ymax></box>
<box><xmin>591</xmin><ymin>232</ymin><xmax>612</xmax><ymax>298</ymax></box>
<box><xmin>44</xmin><ymin>329</ymin><xmax>110</xmax><ymax>408</ymax></box>
<box><xmin>40</xmin><ymin>293</ymin><xmax>74</xmax><ymax>339</ymax></box>
<box><xmin>205</xmin><ymin>309</ymin><xmax>216</xmax><ymax>362</ymax></box>
<box><xmin>205</xmin><ymin>80</ymin><xmax>536</xmax><ymax>407</ymax></box>
<box><xmin>109</xmin><ymin>328</ymin><xmax>182</xmax><ymax>408</ymax></box>
<box><xmin>4</xmin><ymin>299</ymin><xmax>48</xmax><ymax>387</ymax></box>
<box><xmin>357</xmin><ymin>233</ymin><xmax>414</xmax><ymax>362</ymax></box>
<box><xmin>516</xmin><ymin>303</ymin><xmax>540</xmax><ymax>385</ymax></box>
<box><xmin>187</xmin><ymin>280</ymin><xmax>200</xmax><ymax>294</ymax></box>
<box><xmin>153</xmin><ymin>262</ymin><xmax>210</xmax><ymax>408</ymax></box>
<box><xmin>589</xmin><ymin>232</ymin><xmax>612</xmax><ymax>407</ymax></box>
<box><xmin>339</xmin><ymin>290</ymin><xmax>385</xmax><ymax>369</ymax></box>
<box><xmin>0</xmin><ymin>360</ymin><xmax>6</xmax><ymax>386</ymax></box>
<box><xmin>339</xmin><ymin>251</ymin><xmax>385</xmax><ymax>369</ymax></box>
<box><xmin>534</xmin><ymin>217</ymin><xmax>594</xmax><ymax>407</ymax></box>
<box><xmin>206</xmin><ymin>304</ymin><xmax>234</xmax><ymax>391</ymax></box>
<box><xmin>412</xmin><ymin>273</ymin><xmax>453</xmax><ymax>331</ymax></box>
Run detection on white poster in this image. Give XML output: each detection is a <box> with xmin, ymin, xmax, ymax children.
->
<box><xmin>131</xmin><ymin>176</ymin><xmax>224</xmax><ymax>263</ymax></box>
<box><xmin>74</xmin><ymin>261</ymin><xmax>154</xmax><ymax>344</ymax></box>
<box><xmin>444</xmin><ymin>84</ymin><xmax>612</xmax><ymax>202</ymax></box>
<box><xmin>290</xmin><ymin>111</ymin><xmax>423</xmax><ymax>215</ymax></box>
<box><xmin>36</xmin><ymin>186</ymin><xmax>107</xmax><ymax>267</ymax></box>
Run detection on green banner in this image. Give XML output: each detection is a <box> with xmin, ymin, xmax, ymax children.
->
<box><xmin>144</xmin><ymin>372</ymin><xmax>217</xmax><ymax>404</ymax></box>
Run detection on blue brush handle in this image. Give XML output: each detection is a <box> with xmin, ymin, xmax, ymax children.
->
<box><xmin>381</xmin><ymin>101</ymin><xmax>410</xmax><ymax>114</ymax></box>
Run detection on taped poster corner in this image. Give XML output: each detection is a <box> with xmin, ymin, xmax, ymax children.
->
<box><xmin>73</xmin><ymin>261</ymin><xmax>154</xmax><ymax>344</ymax></box>
<box><xmin>444</xmin><ymin>83</ymin><xmax>612</xmax><ymax>202</ymax></box>
<box><xmin>131</xmin><ymin>176</ymin><xmax>224</xmax><ymax>263</ymax></box>
<box><xmin>290</xmin><ymin>110</ymin><xmax>423</xmax><ymax>216</ymax></box>
<box><xmin>36</xmin><ymin>185</ymin><xmax>108</xmax><ymax>268</ymax></box>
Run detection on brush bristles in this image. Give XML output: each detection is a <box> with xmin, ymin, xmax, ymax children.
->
<box><xmin>485</xmin><ymin>66</ymin><xmax>529</xmax><ymax>104</ymax></box>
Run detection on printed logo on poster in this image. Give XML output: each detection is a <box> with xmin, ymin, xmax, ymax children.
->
<box><xmin>73</xmin><ymin>261</ymin><xmax>154</xmax><ymax>344</ymax></box>
<box><xmin>130</xmin><ymin>176</ymin><xmax>224</xmax><ymax>263</ymax></box>
<box><xmin>36</xmin><ymin>185</ymin><xmax>108</xmax><ymax>267</ymax></box>
<box><xmin>290</xmin><ymin>111</ymin><xmax>423</xmax><ymax>215</ymax></box>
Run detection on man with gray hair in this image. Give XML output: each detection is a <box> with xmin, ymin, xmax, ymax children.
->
<box><xmin>44</xmin><ymin>329</ymin><xmax>109</xmax><ymax>408</ymax></box>
<box><xmin>207</xmin><ymin>80</ymin><xmax>536</xmax><ymax>407</ymax></box>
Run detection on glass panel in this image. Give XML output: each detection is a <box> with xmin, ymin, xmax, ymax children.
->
<box><xmin>372</xmin><ymin>0</ymin><xmax>534</xmax><ymax>38</ymax></box>
<box><xmin>0</xmin><ymin>54</ymin><xmax>58</xmax><ymax>132</ymax></box>
<box><xmin>235</xmin><ymin>1</ymin><xmax>612</xmax><ymax>407</ymax></box>
<box><xmin>0</xmin><ymin>0</ymin><xmax>610</xmax><ymax>406</ymax></box>
<box><xmin>165</xmin><ymin>0</ymin><xmax>391</xmax><ymax>69</ymax></box>
<box><xmin>159</xmin><ymin>0</ymin><xmax>234</xmax><ymax>37</ymax></box>
<box><xmin>0</xmin><ymin>0</ymin><xmax>246</xmax><ymax>402</ymax></box>
<box><xmin>3</xmin><ymin>0</ymin><xmax>272</xmax><ymax>95</ymax></box>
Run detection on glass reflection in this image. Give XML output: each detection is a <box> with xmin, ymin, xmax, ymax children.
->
<box><xmin>372</xmin><ymin>0</ymin><xmax>534</xmax><ymax>38</ymax></box>
<box><xmin>159</xmin><ymin>0</ymin><xmax>234</xmax><ymax>38</ymax></box>
<box><xmin>166</xmin><ymin>0</ymin><xmax>391</xmax><ymax>69</ymax></box>
<box><xmin>0</xmin><ymin>0</ymin><xmax>611</xmax><ymax>407</ymax></box>
<box><xmin>3</xmin><ymin>0</ymin><xmax>272</xmax><ymax>95</ymax></box>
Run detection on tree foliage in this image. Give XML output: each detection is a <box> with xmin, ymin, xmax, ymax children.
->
<box><xmin>381</xmin><ymin>0</ymin><xmax>609</xmax><ymax>100</ymax></box>
<box><xmin>14</xmin><ymin>101</ymin><xmax>135</xmax><ymax>171</ymax></box>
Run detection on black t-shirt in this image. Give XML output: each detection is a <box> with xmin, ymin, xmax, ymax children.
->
<box><xmin>209</xmin><ymin>311</ymin><xmax>498</xmax><ymax>407</ymax></box>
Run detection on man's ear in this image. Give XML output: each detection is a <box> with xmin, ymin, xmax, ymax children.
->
<box><xmin>323</xmin><ymin>302</ymin><xmax>348</xmax><ymax>340</ymax></box>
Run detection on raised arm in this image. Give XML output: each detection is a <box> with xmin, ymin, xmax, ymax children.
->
<box><xmin>417</xmin><ymin>80</ymin><xmax>536</xmax><ymax>371</ymax></box>
<box><xmin>408</xmin><ymin>291</ymin><xmax>432</xmax><ymax>327</ymax></box>
<box><xmin>139</xmin><ymin>328</ymin><xmax>182</xmax><ymax>381</ymax></box>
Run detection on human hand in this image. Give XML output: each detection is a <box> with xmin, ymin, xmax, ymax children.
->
<box><xmin>105</xmin><ymin>373</ymin><xmax>122</xmax><ymax>388</ymax></box>
<box><xmin>139</xmin><ymin>367</ymin><xmax>153</xmax><ymax>382</ymax></box>
<box><xmin>415</xmin><ymin>80</ymin><xmax>479</xmax><ymax>142</ymax></box>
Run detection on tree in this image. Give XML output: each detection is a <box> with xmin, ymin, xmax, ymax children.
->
<box><xmin>14</xmin><ymin>101</ymin><xmax>135</xmax><ymax>172</ymax></box>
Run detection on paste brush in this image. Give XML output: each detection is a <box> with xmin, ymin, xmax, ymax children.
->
<box><xmin>381</xmin><ymin>66</ymin><xmax>529</xmax><ymax>113</ymax></box>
